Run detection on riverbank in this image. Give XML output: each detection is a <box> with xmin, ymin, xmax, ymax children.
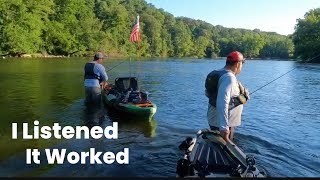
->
<box><xmin>1</xmin><ymin>53</ymin><xmax>297</xmax><ymax>61</ymax></box>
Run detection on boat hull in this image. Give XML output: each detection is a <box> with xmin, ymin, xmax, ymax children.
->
<box><xmin>102</xmin><ymin>91</ymin><xmax>157</xmax><ymax>121</ymax></box>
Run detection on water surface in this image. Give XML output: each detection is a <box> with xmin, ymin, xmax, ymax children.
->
<box><xmin>0</xmin><ymin>58</ymin><xmax>319</xmax><ymax>177</ymax></box>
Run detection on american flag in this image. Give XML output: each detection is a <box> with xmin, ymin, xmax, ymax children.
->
<box><xmin>130</xmin><ymin>15</ymin><xmax>140</xmax><ymax>42</ymax></box>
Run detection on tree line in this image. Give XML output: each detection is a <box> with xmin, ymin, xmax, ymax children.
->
<box><xmin>293</xmin><ymin>8</ymin><xmax>320</xmax><ymax>63</ymax></box>
<box><xmin>0</xmin><ymin>0</ymin><xmax>309</xmax><ymax>60</ymax></box>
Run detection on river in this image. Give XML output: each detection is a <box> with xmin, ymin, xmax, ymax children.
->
<box><xmin>0</xmin><ymin>58</ymin><xmax>319</xmax><ymax>177</ymax></box>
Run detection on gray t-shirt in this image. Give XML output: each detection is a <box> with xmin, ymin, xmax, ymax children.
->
<box><xmin>207</xmin><ymin>69</ymin><xmax>243</xmax><ymax>130</ymax></box>
<box><xmin>84</xmin><ymin>62</ymin><xmax>108</xmax><ymax>87</ymax></box>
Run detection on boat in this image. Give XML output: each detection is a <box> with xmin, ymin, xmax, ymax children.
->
<box><xmin>176</xmin><ymin>129</ymin><xmax>267</xmax><ymax>178</ymax></box>
<box><xmin>102</xmin><ymin>77</ymin><xmax>157</xmax><ymax>121</ymax></box>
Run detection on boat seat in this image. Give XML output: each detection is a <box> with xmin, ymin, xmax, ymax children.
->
<box><xmin>115</xmin><ymin>77</ymin><xmax>138</xmax><ymax>93</ymax></box>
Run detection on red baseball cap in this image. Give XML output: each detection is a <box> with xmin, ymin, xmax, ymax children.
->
<box><xmin>227</xmin><ymin>51</ymin><xmax>244</xmax><ymax>62</ymax></box>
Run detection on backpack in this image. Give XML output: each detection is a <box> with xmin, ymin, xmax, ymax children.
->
<box><xmin>205</xmin><ymin>70</ymin><xmax>228</xmax><ymax>107</ymax></box>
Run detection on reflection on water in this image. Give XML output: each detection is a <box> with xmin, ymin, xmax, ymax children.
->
<box><xmin>107</xmin><ymin>107</ymin><xmax>158</xmax><ymax>138</ymax></box>
<box><xmin>0</xmin><ymin>59</ymin><xmax>319</xmax><ymax>177</ymax></box>
<box><xmin>114</xmin><ymin>117</ymin><xmax>158</xmax><ymax>138</ymax></box>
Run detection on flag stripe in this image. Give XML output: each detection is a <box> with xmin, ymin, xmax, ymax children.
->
<box><xmin>130</xmin><ymin>16</ymin><xmax>140</xmax><ymax>42</ymax></box>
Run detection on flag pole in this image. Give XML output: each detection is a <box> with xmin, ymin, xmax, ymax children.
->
<box><xmin>137</xmin><ymin>15</ymin><xmax>141</xmax><ymax>92</ymax></box>
<box><xmin>129</xmin><ymin>15</ymin><xmax>141</xmax><ymax>92</ymax></box>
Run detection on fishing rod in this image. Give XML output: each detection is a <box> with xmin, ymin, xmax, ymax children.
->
<box><xmin>106</xmin><ymin>61</ymin><xmax>125</xmax><ymax>72</ymax></box>
<box><xmin>306</xmin><ymin>53</ymin><xmax>320</xmax><ymax>63</ymax></box>
<box><xmin>250</xmin><ymin>53</ymin><xmax>320</xmax><ymax>95</ymax></box>
<box><xmin>250</xmin><ymin>67</ymin><xmax>296</xmax><ymax>95</ymax></box>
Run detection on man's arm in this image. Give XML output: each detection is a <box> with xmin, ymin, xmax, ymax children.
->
<box><xmin>97</xmin><ymin>64</ymin><xmax>109</xmax><ymax>89</ymax></box>
<box><xmin>215</xmin><ymin>74</ymin><xmax>234</xmax><ymax>141</ymax></box>
<box><xmin>99</xmin><ymin>65</ymin><xmax>108</xmax><ymax>81</ymax></box>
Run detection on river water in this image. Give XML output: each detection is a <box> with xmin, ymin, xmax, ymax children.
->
<box><xmin>0</xmin><ymin>58</ymin><xmax>319</xmax><ymax>177</ymax></box>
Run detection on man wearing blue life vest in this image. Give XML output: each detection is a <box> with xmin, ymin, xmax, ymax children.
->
<box><xmin>205</xmin><ymin>51</ymin><xmax>250</xmax><ymax>142</ymax></box>
<box><xmin>84</xmin><ymin>52</ymin><xmax>109</xmax><ymax>106</ymax></box>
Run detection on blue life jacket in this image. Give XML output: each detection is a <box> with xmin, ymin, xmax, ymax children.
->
<box><xmin>84</xmin><ymin>63</ymin><xmax>101</xmax><ymax>82</ymax></box>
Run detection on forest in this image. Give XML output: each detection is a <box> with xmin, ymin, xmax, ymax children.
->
<box><xmin>0</xmin><ymin>0</ymin><xmax>318</xmax><ymax>62</ymax></box>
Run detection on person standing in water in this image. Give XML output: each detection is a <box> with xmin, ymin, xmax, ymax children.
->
<box><xmin>83</xmin><ymin>52</ymin><xmax>109</xmax><ymax>126</ymax></box>
<box><xmin>84</xmin><ymin>52</ymin><xmax>109</xmax><ymax>105</ymax></box>
<box><xmin>205</xmin><ymin>51</ymin><xmax>250</xmax><ymax>142</ymax></box>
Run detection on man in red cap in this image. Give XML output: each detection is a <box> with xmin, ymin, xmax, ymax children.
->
<box><xmin>205</xmin><ymin>51</ymin><xmax>250</xmax><ymax>142</ymax></box>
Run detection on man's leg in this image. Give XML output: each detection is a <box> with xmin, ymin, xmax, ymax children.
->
<box><xmin>84</xmin><ymin>87</ymin><xmax>103</xmax><ymax>126</ymax></box>
<box><xmin>85</xmin><ymin>87</ymin><xmax>102</xmax><ymax>104</ymax></box>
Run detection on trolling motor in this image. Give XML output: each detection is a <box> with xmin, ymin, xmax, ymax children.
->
<box><xmin>246</xmin><ymin>155</ymin><xmax>256</xmax><ymax>169</ymax></box>
<box><xmin>178</xmin><ymin>137</ymin><xmax>194</xmax><ymax>152</ymax></box>
<box><xmin>244</xmin><ymin>155</ymin><xmax>266</xmax><ymax>177</ymax></box>
<box><xmin>176</xmin><ymin>137</ymin><xmax>195</xmax><ymax>177</ymax></box>
<box><xmin>235</xmin><ymin>154</ymin><xmax>266</xmax><ymax>178</ymax></box>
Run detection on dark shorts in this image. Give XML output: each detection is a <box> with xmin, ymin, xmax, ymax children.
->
<box><xmin>210</xmin><ymin>126</ymin><xmax>220</xmax><ymax>131</ymax></box>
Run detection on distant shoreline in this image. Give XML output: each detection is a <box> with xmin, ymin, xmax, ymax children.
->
<box><xmin>1</xmin><ymin>53</ymin><xmax>296</xmax><ymax>61</ymax></box>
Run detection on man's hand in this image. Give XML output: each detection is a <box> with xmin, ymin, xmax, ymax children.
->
<box><xmin>238</xmin><ymin>81</ymin><xmax>250</xmax><ymax>103</ymax></box>
<box><xmin>220</xmin><ymin>129</ymin><xmax>230</xmax><ymax>142</ymax></box>
<box><xmin>100</xmin><ymin>82</ymin><xmax>110</xmax><ymax>90</ymax></box>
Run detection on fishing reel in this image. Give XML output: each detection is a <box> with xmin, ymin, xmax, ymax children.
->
<box><xmin>238</xmin><ymin>94</ymin><xmax>248</xmax><ymax>104</ymax></box>
<box><xmin>238</xmin><ymin>81</ymin><xmax>250</xmax><ymax>104</ymax></box>
<box><xmin>238</xmin><ymin>88</ymin><xmax>250</xmax><ymax>104</ymax></box>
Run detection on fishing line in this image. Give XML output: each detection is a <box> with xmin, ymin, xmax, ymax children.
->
<box><xmin>250</xmin><ymin>53</ymin><xmax>320</xmax><ymax>95</ymax></box>
<box><xmin>250</xmin><ymin>67</ymin><xmax>297</xmax><ymax>95</ymax></box>
<box><xmin>106</xmin><ymin>61</ymin><xmax>125</xmax><ymax>72</ymax></box>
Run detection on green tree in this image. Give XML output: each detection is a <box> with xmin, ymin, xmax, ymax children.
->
<box><xmin>242</xmin><ymin>33</ymin><xmax>264</xmax><ymax>58</ymax></box>
<box><xmin>95</xmin><ymin>0</ymin><xmax>132</xmax><ymax>56</ymax></box>
<box><xmin>0</xmin><ymin>0</ymin><xmax>54</xmax><ymax>56</ymax></box>
<box><xmin>0</xmin><ymin>0</ymin><xmax>295</xmax><ymax>59</ymax></box>
<box><xmin>193</xmin><ymin>36</ymin><xmax>209</xmax><ymax>58</ymax></box>
<box><xmin>260</xmin><ymin>35</ymin><xmax>294</xmax><ymax>58</ymax></box>
<box><xmin>161</xmin><ymin>12</ymin><xmax>176</xmax><ymax>57</ymax></box>
<box><xmin>293</xmin><ymin>8</ymin><xmax>320</xmax><ymax>62</ymax></box>
<box><xmin>171</xmin><ymin>21</ymin><xmax>193</xmax><ymax>57</ymax></box>
<box><xmin>45</xmin><ymin>0</ymin><xmax>105</xmax><ymax>56</ymax></box>
<box><xmin>141</xmin><ymin>13</ymin><xmax>163</xmax><ymax>57</ymax></box>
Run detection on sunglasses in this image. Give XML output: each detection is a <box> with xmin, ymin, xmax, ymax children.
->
<box><xmin>239</xmin><ymin>60</ymin><xmax>245</xmax><ymax>64</ymax></box>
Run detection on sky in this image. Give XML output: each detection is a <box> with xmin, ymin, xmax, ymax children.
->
<box><xmin>145</xmin><ymin>0</ymin><xmax>320</xmax><ymax>35</ymax></box>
